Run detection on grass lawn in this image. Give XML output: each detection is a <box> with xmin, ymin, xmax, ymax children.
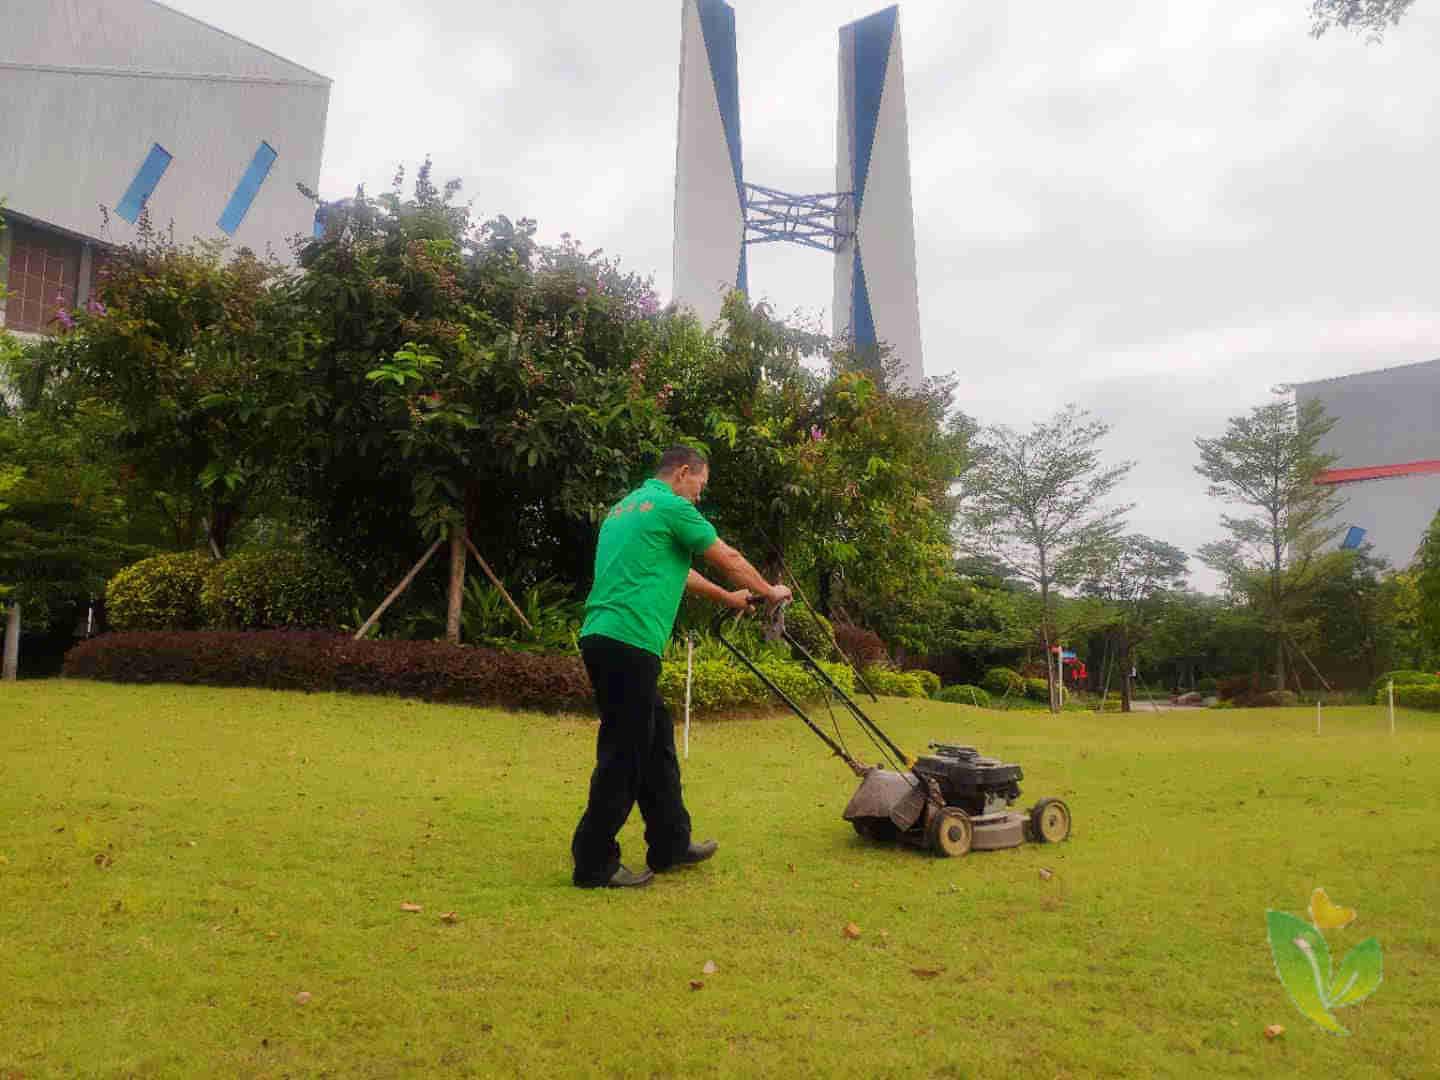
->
<box><xmin>2</xmin><ymin>681</ymin><xmax>1437</xmax><ymax>1078</ymax></box>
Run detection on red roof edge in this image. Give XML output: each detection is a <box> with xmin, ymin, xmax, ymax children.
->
<box><xmin>1314</xmin><ymin>459</ymin><xmax>1440</xmax><ymax>485</ymax></box>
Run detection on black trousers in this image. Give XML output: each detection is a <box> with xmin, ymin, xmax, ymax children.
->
<box><xmin>571</xmin><ymin>635</ymin><xmax>692</xmax><ymax>885</ymax></box>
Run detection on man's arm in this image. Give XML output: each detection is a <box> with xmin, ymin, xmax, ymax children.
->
<box><xmin>685</xmin><ymin>569</ymin><xmax>750</xmax><ymax>610</ymax></box>
<box><xmin>700</xmin><ymin>539</ymin><xmax>792</xmax><ymax>605</ymax></box>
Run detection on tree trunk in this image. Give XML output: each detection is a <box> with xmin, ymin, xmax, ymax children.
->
<box><xmin>1039</xmin><ymin>569</ymin><xmax>1058</xmax><ymax>714</ymax></box>
<box><xmin>3</xmin><ymin>602</ymin><xmax>19</xmax><ymax>681</ymax></box>
<box><xmin>446</xmin><ymin>525</ymin><xmax>466</xmax><ymax>645</ymax></box>
<box><xmin>817</xmin><ymin>566</ymin><xmax>833</xmax><ymax>617</ymax></box>
<box><xmin>1120</xmin><ymin>635</ymin><xmax>1133</xmax><ymax>713</ymax></box>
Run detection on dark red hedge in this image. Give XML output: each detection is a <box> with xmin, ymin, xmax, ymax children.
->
<box><xmin>62</xmin><ymin>631</ymin><xmax>593</xmax><ymax>712</ymax></box>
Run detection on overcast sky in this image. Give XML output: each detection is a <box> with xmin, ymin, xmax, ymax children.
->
<box><xmin>172</xmin><ymin>0</ymin><xmax>1440</xmax><ymax>590</ymax></box>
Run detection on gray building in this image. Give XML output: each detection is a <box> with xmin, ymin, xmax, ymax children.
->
<box><xmin>0</xmin><ymin>0</ymin><xmax>329</xmax><ymax>335</ymax></box>
<box><xmin>1295</xmin><ymin>357</ymin><xmax>1440</xmax><ymax>570</ymax></box>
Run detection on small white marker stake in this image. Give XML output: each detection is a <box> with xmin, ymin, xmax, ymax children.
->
<box><xmin>684</xmin><ymin>634</ymin><xmax>694</xmax><ymax>760</ymax></box>
<box><xmin>1388</xmin><ymin>679</ymin><xmax>1395</xmax><ymax>736</ymax></box>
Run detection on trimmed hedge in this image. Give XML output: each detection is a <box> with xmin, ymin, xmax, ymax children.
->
<box><xmin>658</xmin><ymin>655</ymin><xmax>855</xmax><ymax>714</ymax></box>
<box><xmin>783</xmin><ymin>605</ymin><xmax>838</xmax><ymax>661</ymax></box>
<box><xmin>1377</xmin><ymin>682</ymin><xmax>1440</xmax><ymax>710</ymax></box>
<box><xmin>105</xmin><ymin>552</ymin><xmax>213</xmax><ymax>631</ymax></box>
<box><xmin>860</xmin><ymin>667</ymin><xmax>928</xmax><ymax>698</ymax></box>
<box><xmin>200</xmin><ymin>549</ymin><xmax>357</xmax><ymax>631</ymax></box>
<box><xmin>981</xmin><ymin>667</ymin><xmax>1023</xmax><ymax>697</ymax></box>
<box><xmin>63</xmin><ymin>631</ymin><xmax>856</xmax><ymax>717</ymax></box>
<box><xmin>910</xmin><ymin>669</ymin><xmax>941</xmax><ymax>698</ymax></box>
<box><xmin>1370</xmin><ymin>670</ymin><xmax>1439</xmax><ymax>699</ymax></box>
<box><xmin>1024</xmin><ymin>677</ymin><xmax>1050</xmax><ymax>702</ymax></box>
<box><xmin>935</xmin><ymin>683</ymin><xmax>991</xmax><ymax>708</ymax></box>
<box><xmin>63</xmin><ymin>631</ymin><xmax>592</xmax><ymax>711</ymax></box>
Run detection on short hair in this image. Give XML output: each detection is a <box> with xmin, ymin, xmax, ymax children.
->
<box><xmin>657</xmin><ymin>445</ymin><xmax>708</xmax><ymax>474</ymax></box>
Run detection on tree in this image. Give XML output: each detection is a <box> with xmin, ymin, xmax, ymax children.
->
<box><xmin>958</xmin><ymin>405</ymin><xmax>1133</xmax><ymax>711</ymax></box>
<box><xmin>1309</xmin><ymin>0</ymin><xmax>1418</xmax><ymax>39</ymax></box>
<box><xmin>1416</xmin><ymin>509</ymin><xmax>1440</xmax><ymax>657</ymax></box>
<box><xmin>1080</xmin><ymin>535</ymin><xmax>1189</xmax><ymax>711</ymax></box>
<box><xmin>29</xmin><ymin>227</ymin><xmax>300</xmax><ymax>556</ymax></box>
<box><xmin>1195</xmin><ymin>395</ymin><xmax>1345</xmax><ymax>691</ymax></box>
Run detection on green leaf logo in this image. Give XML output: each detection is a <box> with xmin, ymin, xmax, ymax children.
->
<box><xmin>1267</xmin><ymin>894</ymin><xmax>1383</xmax><ymax>1036</ymax></box>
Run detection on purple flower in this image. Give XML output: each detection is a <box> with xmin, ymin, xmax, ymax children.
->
<box><xmin>576</xmin><ymin>286</ymin><xmax>589</xmax><ymax>300</ymax></box>
<box><xmin>86</xmin><ymin>298</ymin><xmax>107</xmax><ymax>316</ymax></box>
<box><xmin>54</xmin><ymin>308</ymin><xmax>76</xmax><ymax>330</ymax></box>
<box><xmin>810</xmin><ymin>425</ymin><xmax>825</xmax><ymax>442</ymax></box>
<box><xmin>639</xmin><ymin>294</ymin><xmax>659</xmax><ymax>316</ymax></box>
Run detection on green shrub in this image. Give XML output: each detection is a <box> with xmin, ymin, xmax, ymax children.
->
<box><xmin>859</xmin><ymin>667</ymin><xmax>928</xmax><ymax>698</ymax></box>
<box><xmin>1380</xmin><ymin>683</ymin><xmax>1440</xmax><ymax>710</ymax></box>
<box><xmin>200</xmin><ymin>549</ymin><xmax>357</xmax><ymax>630</ymax></box>
<box><xmin>1024</xmin><ymin>677</ymin><xmax>1050</xmax><ymax>702</ymax></box>
<box><xmin>934</xmin><ymin>683</ymin><xmax>990</xmax><ymax>708</ymax></box>
<box><xmin>1370</xmin><ymin>670</ymin><xmax>1439</xmax><ymax>699</ymax></box>
<box><xmin>105</xmin><ymin>552</ymin><xmax>213</xmax><ymax>631</ymax></box>
<box><xmin>981</xmin><ymin>667</ymin><xmax>1024</xmax><ymax>697</ymax></box>
<box><xmin>783</xmin><ymin>605</ymin><xmax>838</xmax><ymax>661</ymax></box>
<box><xmin>657</xmin><ymin>655</ymin><xmax>855</xmax><ymax>714</ymax></box>
<box><xmin>1195</xmin><ymin>677</ymin><xmax>1219</xmax><ymax>694</ymax></box>
<box><xmin>910</xmin><ymin>670</ymin><xmax>941</xmax><ymax>698</ymax></box>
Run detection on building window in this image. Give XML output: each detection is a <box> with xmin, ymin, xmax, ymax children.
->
<box><xmin>3</xmin><ymin>222</ymin><xmax>81</xmax><ymax>334</ymax></box>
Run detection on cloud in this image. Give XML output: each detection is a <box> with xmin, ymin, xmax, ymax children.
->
<box><xmin>166</xmin><ymin>0</ymin><xmax>1440</xmax><ymax>586</ymax></box>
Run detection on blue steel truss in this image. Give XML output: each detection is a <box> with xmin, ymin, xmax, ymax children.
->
<box><xmin>743</xmin><ymin>183</ymin><xmax>854</xmax><ymax>254</ymax></box>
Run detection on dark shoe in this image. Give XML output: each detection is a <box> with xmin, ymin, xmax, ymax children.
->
<box><xmin>667</xmin><ymin>839</ymin><xmax>719</xmax><ymax>868</ymax></box>
<box><xmin>580</xmin><ymin>864</ymin><xmax>653</xmax><ymax>889</ymax></box>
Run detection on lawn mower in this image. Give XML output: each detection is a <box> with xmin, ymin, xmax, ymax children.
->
<box><xmin>713</xmin><ymin>605</ymin><xmax>1072</xmax><ymax>857</ymax></box>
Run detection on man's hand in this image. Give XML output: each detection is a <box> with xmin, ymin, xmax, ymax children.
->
<box><xmin>765</xmin><ymin>584</ymin><xmax>793</xmax><ymax>608</ymax></box>
<box><xmin>721</xmin><ymin>588</ymin><xmax>753</xmax><ymax>611</ymax></box>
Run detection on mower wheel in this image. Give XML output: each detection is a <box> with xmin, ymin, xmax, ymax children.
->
<box><xmin>853</xmin><ymin>819</ymin><xmax>899</xmax><ymax>843</ymax></box>
<box><xmin>927</xmin><ymin>808</ymin><xmax>973</xmax><ymax>858</ymax></box>
<box><xmin>1029</xmin><ymin>798</ymin><xmax>1071</xmax><ymax>843</ymax></box>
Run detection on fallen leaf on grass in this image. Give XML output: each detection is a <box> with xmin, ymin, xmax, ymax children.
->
<box><xmin>911</xmin><ymin>968</ymin><xmax>942</xmax><ymax>980</ymax></box>
<box><xmin>689</xmin><ymin>980</ymin><xmax>704</xmax><ymax>991</ymax></box>
<box><xmin>440</xmin><ymin>911</ymin><xmax>458</xmax><ymax>924</ymax></box>
<box><xmin>1039</xmin><ymin>867</ymin><xmax>1054</xmax><ymax>881</ymax></box>
<box><xmin>1263</xmin><ymin>1024</ymin><xmax>1285</xmax><ymax>1040</ymax></box>
<box><xmin>843</xmin><ymin>923</ymin><xmax>861</xmax><ymax>940</ymax></box>
<box><xmin>702</xmin><ymin>960</ymin><xmax>718</xmax><ymax>975</ymax></box>
<box><xmin>400</xmin><ymin>902</ymin><xmax>422</xmax><ymax>913</ymax></box>
<box><xmin>93</xmin><ymin>852</ymin><xmax>113</xmax><ymax>868</ymax></box>
<box><xmin>294</xmin><ymin>992</ymin><xmax>312</xmax><ymax>1005</ymax></box>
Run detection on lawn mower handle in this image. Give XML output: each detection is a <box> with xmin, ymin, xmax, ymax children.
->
<box><xmin>709</xmin><ymin>604</ymin><xmax>864</xmax><ymax>773</ymax></box>
<box><xmin>711</xmin><ymin>603</ymin><xmax>913</xmax><ymax>773</ymax></box>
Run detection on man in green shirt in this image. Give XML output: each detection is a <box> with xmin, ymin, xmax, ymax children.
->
<box><xmin>572</xmin><ymin>446</ymin><xmax>791</xmax><ymax>888</ymax></box>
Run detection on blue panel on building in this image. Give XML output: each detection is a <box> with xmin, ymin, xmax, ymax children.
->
<box><xmin>115</xmin><ymin>144</ymin><xmax>173</xmax><ymax>223</ymax></box>
<box><xmin>850</xmin><ymin>6</ymin><xmax>897</xmax><ymax>215</ymax></box>
<box><xmin>852</xmin><ymin>250</ymin><xmax>877</xmax><ymax>347</ymax></box>
<box><xmin>698</xmin><ymin>0</ymin><xmax>744</xmax><ymax>202</ymax></box>
<box><xmin>218</xmin><ymin>142</ymin><xmax>278</xmax><ymax>236</ymax></box>
<box><xmin>1341</xmin><ymin>525</ymin><xmax>1367</xmax><ymax>550</ymax></box>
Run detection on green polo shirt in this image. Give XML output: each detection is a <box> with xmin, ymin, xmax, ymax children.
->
<box><xmin>581</xmin><ymin>478</ymin><xmax>719</xmax><ymax>656</ymax></box>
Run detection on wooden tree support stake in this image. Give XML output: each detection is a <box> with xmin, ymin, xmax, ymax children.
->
<box><xmin>2</xmin><ymin>601</ymin><xmax>19</xmax><ymax>681</ymax></box>
<box><xmin>353</xmin><ymin>538</ymin><xmax>444</xmax><ymax>641</ymax></box>
<box><xmin>464</xmin><ymin>535</ymin><xmax>532</xmax><ymax>632</ymax></box>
